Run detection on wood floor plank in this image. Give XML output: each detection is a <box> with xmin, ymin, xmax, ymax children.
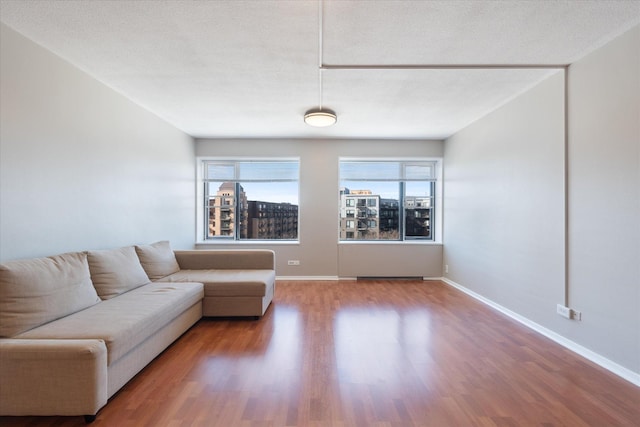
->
<box><xmin>1</xmin><ymin>280</ymin><xmax>639</xmax><ymax>426</ymax></box>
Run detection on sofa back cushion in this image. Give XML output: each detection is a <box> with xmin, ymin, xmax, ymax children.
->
<box><xmin>135</xmin><ymin>241</ymin><xmax>180</xmax><ymax>281</ymax></box>
<box><xmin>0</xmin><ymin>252</ymin><xmax>101</xmax><ymax>337</ymax></box>
<box><xmin>87</xmin><ymin>246</ymin><xmax>150</xmax><ymax>299</ymax></box>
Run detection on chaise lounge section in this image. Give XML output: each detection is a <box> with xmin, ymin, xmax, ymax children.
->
<box><xmin>134</xmin><ymin>242</ymin><xmax>276</xmax><ymax>318</ymax></box>
<box><xmin>165</xmin><ymin>250</ymin><xmax>276</xmax><ymax>318</ymax></box>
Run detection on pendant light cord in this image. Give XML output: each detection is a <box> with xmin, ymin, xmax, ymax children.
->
<box><xmin>318</xmin><ymin>0</ymin><xmax>323</xmax><ymax>110</ymax></box>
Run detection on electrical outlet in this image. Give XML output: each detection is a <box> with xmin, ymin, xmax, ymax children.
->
<box><xmin>287</xmin><ymin>260</ymin><xmax>300</xmax><ymax>266</ymax></box>
<box><xmin>557</xmin><ymin>304</ymin><xmax>582</xmax><ymax>320</ymax></box>
<box><xmin>557</xmin><ymin>304</ymin><xmax>571</xmax><ymax>319</ymax></box>
<box><xmin>445</xmin><ymin>264</ymin><xmax>449</xmax><ymax>274</ymax></box>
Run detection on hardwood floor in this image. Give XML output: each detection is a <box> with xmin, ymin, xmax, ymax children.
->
<box><xmin>2</xmin><ymin>280</ymin><xmax>639</xmax><ymax>426</ymax></box>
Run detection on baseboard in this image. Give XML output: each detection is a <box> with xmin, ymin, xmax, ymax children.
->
<box><xmin>441</xmin><ymin>277</ymin><xmax>640</xmax><ymax>387</ymax></box>
<box><xmin>277</xmin><ymin>276</ymin><xmax>441</xmax><ymax>281</ymax></box>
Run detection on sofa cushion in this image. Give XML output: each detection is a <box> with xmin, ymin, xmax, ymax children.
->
<box><xmin>87</xmin><ymin>246</ymin><xmax>150</xmax><ymax>299</ymax></box>
<box><xmin>0</xmin><ymin>252</ymin><xmax>101</xmax><ymax>337</ymax></box>
<box><xmin>160</xmin><ymin>269</ymin><xmax>275</xmax><ymax>297</ymax></box>
<box><xmin>16</xmin><ymin>282</ymin><xmax>204</xmax><ymax>365</ymax></box>
<box><xmin>135</xmin><ymin>241</ymin><xmax>180</xmax><ymax>281</ymax></box>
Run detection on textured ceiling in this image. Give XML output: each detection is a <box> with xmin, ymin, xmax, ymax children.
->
<box><xmin>1</xmin><ymin>0</ymin><xmax>639</xmax><ymax>139</ymax></box>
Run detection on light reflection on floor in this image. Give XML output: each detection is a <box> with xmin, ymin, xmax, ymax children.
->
<box><xmin>334</xmin><ymin>307</ymin><xmax>433</xmax><ymax>393</ymax></box>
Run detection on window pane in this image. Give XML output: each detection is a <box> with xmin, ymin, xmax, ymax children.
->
<box><xmin>404</xmin><ymin>163</ymin><xmax>436</xmax><ymax>181</ymax></box>
<box><xmin>206</xmin><ymin>163</ymin><xmax>235</xmax><ymax>181</ymax></box>
<box><xmin>243</xmin><ymin>182</ymin><xmax>298</xmax><ymax>239</ymax></box>
<box><xmin>404</xmin><ymin>181</ymin><xmax>433</xmax><ymax>239</ymax></box>
<box><xmin>339</xmin><ymin>181</ymin><xmax>399</xmax><ymax>240</ymax></box>
<box><xmin>206</xmin><ymin>182</ymin><xmax>242</xmax><ymax>238</ymax></box>
<box><xmin>237</xmin><ymin>161</ymin><xmax>299</xmax><ymax>181</ymax></box>
<box><xmin>340</xmin><ymin>162</ymin><xmax>402</xmax><ymax>181</ymax></box>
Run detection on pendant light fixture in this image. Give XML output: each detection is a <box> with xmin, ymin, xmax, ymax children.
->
<box><xmin>304</xmin><ymin>107</ymin><xmax>337</xmax><ymax>127</ymax></box>
<box><xmin>304</xmin><ymin>0</ymin><xmax>337</xmax><ymax>127</ymax></box>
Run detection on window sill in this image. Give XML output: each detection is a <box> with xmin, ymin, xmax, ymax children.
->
<box><xmin>338</xmin><ymin>240</ymin><xmax>442</xmax><ymax>245</ymax></box>
<box><xmin>196</xmin><ymin>240</ymin><xmax>300</xmax><ymax>246</ymax></box>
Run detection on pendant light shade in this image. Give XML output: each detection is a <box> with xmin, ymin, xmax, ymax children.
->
<box><xmin>304</xmin><ymin>108</ymin><xmax>337</xmax><ymax>127</ymax></box>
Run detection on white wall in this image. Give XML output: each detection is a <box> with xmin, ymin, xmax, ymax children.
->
<box><xmin>443</xmin><ymin>71</ymin><xmax>566</xmax><ymax>327</ymax></box>
<box><xmin>0</xmin><ymin>24</ymin><xmax>195</xmax><ymax>261</ymax></box>
<box><xmin>567</xmin><ymin>26</ymin><xmax>639</xmax><ymax>374</ymax></box>
<box><xmin>444</xmin><ymin>25</ymin><xmax>639</xmax><ymax>379</ymax></box>
<box><xmin>196</xmin><ymin>138</ymin><xmax>444</xmax><ymax>278</ymax></box>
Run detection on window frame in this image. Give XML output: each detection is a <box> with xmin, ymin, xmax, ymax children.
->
<box><xmin>196</xmin><ymin>157</ymin><xmax>301</xmax><ymax>244</ymax></box>
<box><xmin>338</xmin><ymin>158</ymin><xmax>443</xmax><ymax>244</ymax></box>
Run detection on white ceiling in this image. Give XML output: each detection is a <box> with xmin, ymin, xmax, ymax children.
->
<box><xmin>1</xmin><ymin>0</ymin><xmax>639</xmax><ymax>140</ymax></box>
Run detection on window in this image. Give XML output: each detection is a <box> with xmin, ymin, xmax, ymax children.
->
<box><xmin>339</xmin><ymin>159</ymin><xmax>438</xmax><ymax>241</ymax></box>
<box><xmin>200</xmin><ymin>159</ymin><xmax>299</xmax><ymax>241</ymax></box>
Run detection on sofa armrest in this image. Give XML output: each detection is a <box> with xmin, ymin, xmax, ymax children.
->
<box><xmin>174</xmin><ymin>249</ymin><xmax>275</xmax><ymax>270</ymax></box>
<box><xmin>0</xmin><ymin>339</ymin><xmax>108</xmax><ymax>416</ymax></box>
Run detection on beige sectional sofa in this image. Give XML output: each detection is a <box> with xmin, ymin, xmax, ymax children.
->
<box><xmin>0</xmin><ymin>242</ymin><xmax>275</xmax><ymax>422</ymax></box>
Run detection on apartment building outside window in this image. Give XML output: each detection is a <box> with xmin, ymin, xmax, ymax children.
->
<box><xmin>200</xmin><ymin>159</ymin><xmax>299</xmax><ymax>241</ymax></box>
<box><xmin>339</xmin><ymin>159</ymin><xmax>438</xmax><ymax>241</ymax></box>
